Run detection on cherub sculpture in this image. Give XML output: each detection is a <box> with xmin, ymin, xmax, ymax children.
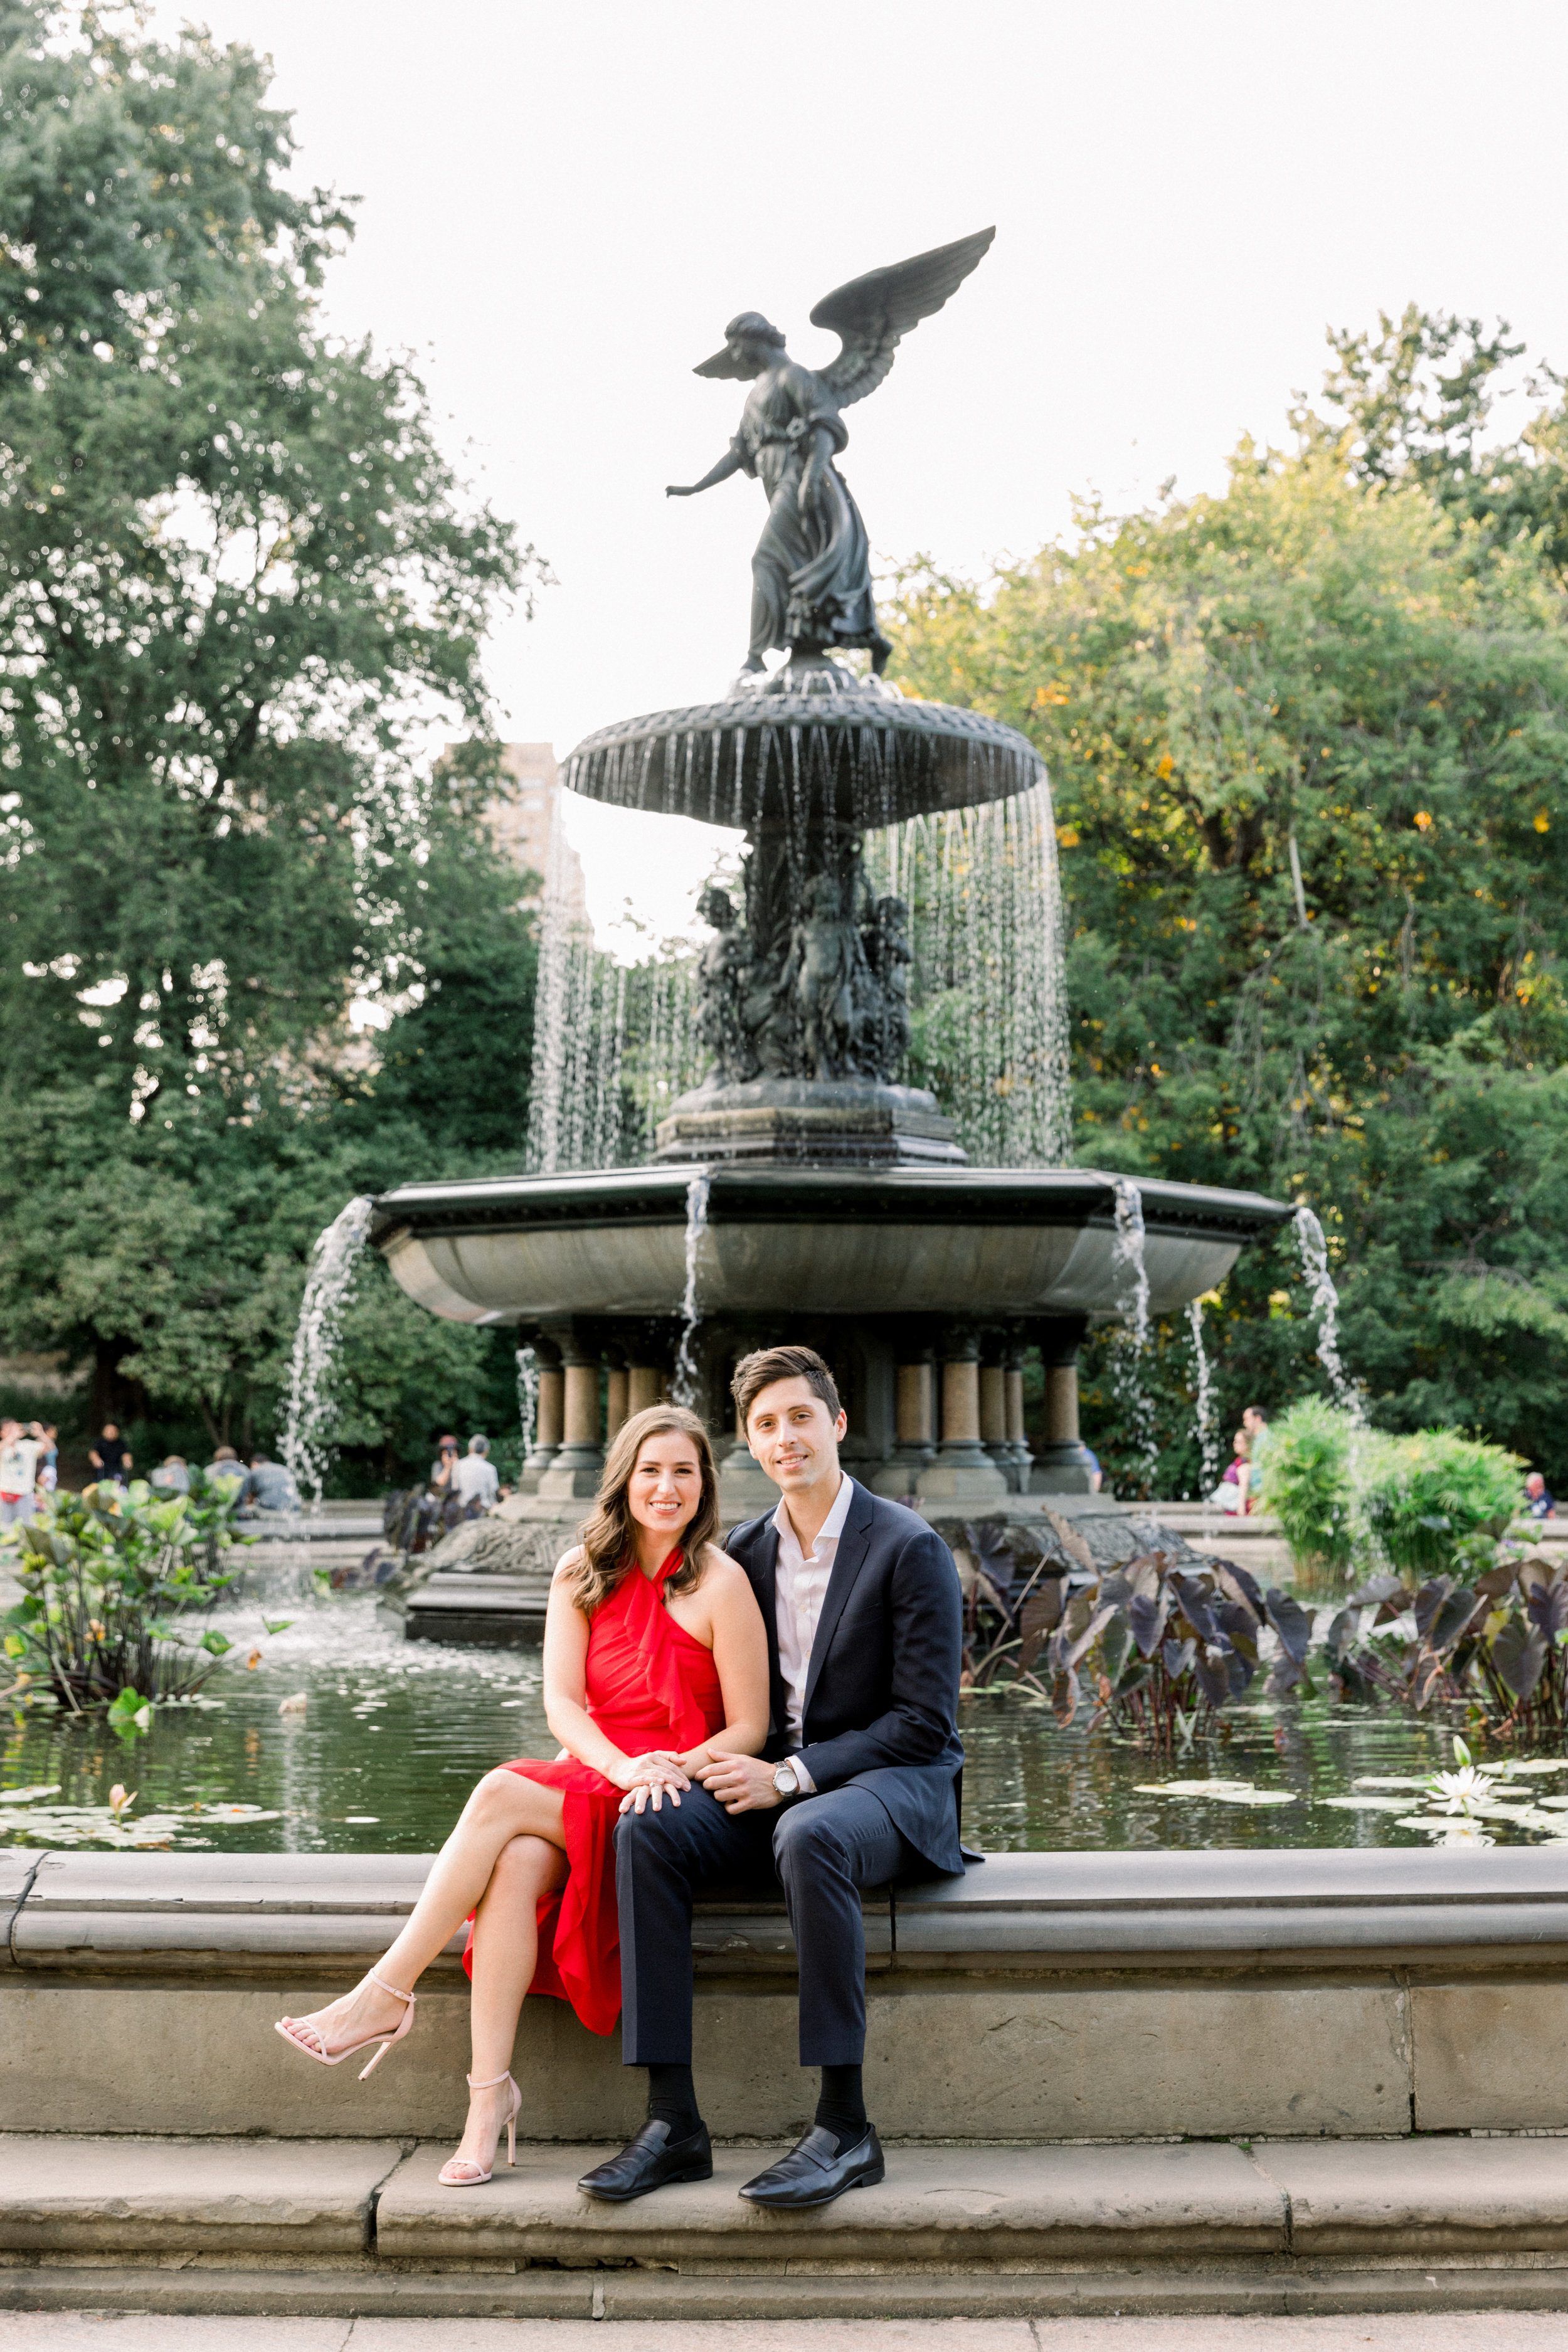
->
<box><xmin>692</xmin><ymin>883</ymin><xmax>758</xmax><ymax>1085</ymax></box>
<box><xmin>667</xmin><ymin>228</ymin><xmax>995</xmax><ymax>675</ymax></box>
<box><xmin>860</xmin><ymin>893</ymin><xmax>913</xmax><ymax>1078</ymax></box>
<box><xmin>782</xmin><ymin>871</ymin><xmax>866</xmax><ymax>1082</ymax></box>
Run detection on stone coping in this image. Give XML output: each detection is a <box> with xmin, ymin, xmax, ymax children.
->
<box><xmin>8</xmin><ymin>1845</ymin><xmax>1568</xmax><ymax>1973</ymax></box>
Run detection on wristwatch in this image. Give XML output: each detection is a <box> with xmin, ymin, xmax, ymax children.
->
<box><xmin>773</xmin><ymin>1761</ymin><xmax>800</xmax><ymax>1798</ymax></box>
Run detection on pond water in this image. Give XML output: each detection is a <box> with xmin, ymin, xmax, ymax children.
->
<box><xmin>4</xmin><ymin>1581</ymin><xmax>1563</xmax><ymax>1857</ymax></box>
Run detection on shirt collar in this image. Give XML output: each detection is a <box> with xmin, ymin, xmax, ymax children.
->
<box><xmin>773</xmin><ymin>1470</ymin><xmax>852</xmax><ymax>1554</ymax></box>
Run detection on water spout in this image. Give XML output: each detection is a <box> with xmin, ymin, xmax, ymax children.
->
<box><xmin>670</xmin><ymin>1170</ymin><xmax>712</xmax><ymax>1407</ymax></box>
<box><xmin>1293</xmin><ymin>1206</ymin><xmax>1361</xmax><ymax>1419</ymax></box>
<box><xmin>281</xmin><ymin>1195</ymin><xmax>374</xmax><ymax>1513</ymax></box>
<box><xmin>1185</xmin><ymin>1298</ymin><xmax>1219</xmax><ymax>1496</ymax></box>
<box><xmin>1110</xmin><ymin>1178</ymin><xmax>1160</xmax><ymax>1489</ymax></box>
<box><xmin>515</xmin><ymin>1345</ymin><xmax>538</xmax><ymax>1468</ymax></box>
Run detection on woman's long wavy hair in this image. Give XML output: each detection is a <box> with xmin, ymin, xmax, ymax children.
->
<box><xmin>566</xmin><ymin>1404</ymin><xmax>721</xmax><ymax>1616</ymax></box>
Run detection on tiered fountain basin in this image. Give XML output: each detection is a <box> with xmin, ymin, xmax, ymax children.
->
<box><xmin>371</xmin><ymin>1163</ymin><xmax>1292</xmax><ymax>1327</ymax></box>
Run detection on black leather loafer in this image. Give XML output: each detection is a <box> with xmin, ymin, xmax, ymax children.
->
<box><xmin>576</xmin><ymin>2118</ymin><xmax>713</xmax><ymax>2203</ymax></box>
<box><xmin>738</xmin><ymin>2122</ymin><xmax>884</xmax><ymax>2209</ymax></box>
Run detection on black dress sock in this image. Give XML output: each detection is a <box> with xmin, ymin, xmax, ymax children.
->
<box><xmin>645</xmin><ymin>2062</ymin><xmax>701</xmax><ymax>2137</ymax></box>
<box><xmin>813</xmin><ymin>2062</ymin><xmax>867</xmax><ymax>2151</ymax></box>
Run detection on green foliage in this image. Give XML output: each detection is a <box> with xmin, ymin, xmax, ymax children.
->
<box><xmin>1357</xmin><ymin>1429</ymin><xmax>1526</xmax><ymax>1578</ymax></box>
<box><xmin>4</xmin><ymin>1471</ymin><xmax>242</xmax><ymax>1712</ymax></box>
<box><xmin>1256</xmin><ymin>1397</ymin><xmax>1358</xmax><ymax>1574</ymax></box>
<box><xmin>0</xmin><ymin>6</ymin><xmax>545</xmax><ymax>1482</ymax></box>
<box><xmin>888</xmin><ymin>323</ymin><xmax>1568</xmax><ymax>1494</ymax></box>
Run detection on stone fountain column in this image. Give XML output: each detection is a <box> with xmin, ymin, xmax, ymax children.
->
<box><xmin>627</xmin><ymin>1365</ymin><xmax>664</xmax><ymax>1414</ymax></box>
<box><xmin>1004</xmin><ymin>1340</ymin><xmax>1033</xmax><ymax>1493</ymax></box>
<box><xmin>1029</xmin><ymin>1315</ymin><xmax>1099</xmax><ymax>1493</ymax></box>
<box><xmin>874</xmin><ymin>1349</ymin><xmax>935</xmax><ymax>1498</ymax></box>
<box><xmin>978</xmin><ymin>1348</ymin><xmax>1012</xmax><ymax>1490</ymax></box>
<box><xmin>604</xmin><ymin>1347</ymin><xmax>629</xmax><ymax>1448</ymax></box>
<box><xmin>918</xmin><ymin>1330</ymin><xmax>1007</xmax><ymax>1502</ymax></box>
<box><xmin>539</xmin><ymin>1328</ymin><xmax>605</xmax><ymax>1499</ymax></box>
<box><xmin>518</xmin><ymin>1337</ymin><xmax>563</xmax><ymax>1495</ymax></box>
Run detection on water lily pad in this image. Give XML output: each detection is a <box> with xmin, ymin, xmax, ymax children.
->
<box><xmin>0</xmin><ymin>1785</ymin><xmax>61</xmax><ymax>1803</ymax></box>
<box><xmin>1317</xmin><ymin>1794</ymin><xmax>1412</xmax><ymax>1813</ymax></box>
<box><xmin>1135</xmin><ymin>1780</ymin><xmax>1299</xmax><ymax>1807</ymax></box>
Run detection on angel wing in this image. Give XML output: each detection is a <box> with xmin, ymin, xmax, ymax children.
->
<box><xmin>811</xmin><ymin>226</ymin><xmax>995</xmax><ymax>409</ymax></box>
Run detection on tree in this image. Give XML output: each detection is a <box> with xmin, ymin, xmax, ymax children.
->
<box><xmin>0</xmin><ymin>5</ymin><xmax>544</xmax><ymax>1481</ymax></box>
<box><xmin>887</xmin><ymin>399</ymin><xmax>1568</xmax><ymax>1493</ymax></box>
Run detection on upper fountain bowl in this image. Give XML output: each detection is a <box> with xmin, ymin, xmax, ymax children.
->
<box><xmin>561</xmin><ymin>656</ymin><xmax>1041</xmax><ymax>835</ymax></box>
<box><xmin>369</xmin><ymin>1163</ymin><xmax>1296</xmax><ymax>1330</ymax></box>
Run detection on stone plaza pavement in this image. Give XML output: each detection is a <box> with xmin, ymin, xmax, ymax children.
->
<box><xmin>2</xmin><ymin>2311</ymin><xmax>1568</xmax><ymax>2348</ymax></box>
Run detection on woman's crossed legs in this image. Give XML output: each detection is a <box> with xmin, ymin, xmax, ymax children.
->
<box><xmin>277</xmin><ymin>1767</ymin><xmax>568</xmax><ymax>2175</ymax></box>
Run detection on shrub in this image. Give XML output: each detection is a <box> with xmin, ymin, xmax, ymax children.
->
<box><xmin>3</xmin><ymin>1475</ymin><xmax>244</xmax><ymax>1716</ymax></box>
<box><xmin>1357</xmin><ymin>1429</ymin><xmax>1525</xmax><ymax>1578</ymax></box>
<box><xmin>1255</xmin><ymin>1398</ymin><xmax>1359</xmax><ymax>1578</ymax></box>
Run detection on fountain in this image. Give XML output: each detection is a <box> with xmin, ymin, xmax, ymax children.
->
<box><xmin>366</xmin><ymin>230</ymin><xmax>1295</xmax><ymax>1623</ymax></box>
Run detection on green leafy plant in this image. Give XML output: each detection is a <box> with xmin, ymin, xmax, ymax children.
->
<box><xmin>3</xmin><ymin>1473</ymin><xmax>245</xmax><ymax>1717</ymax></box>
<box><xmin>1254</xmin><ymin>1397</ymin><xmax>1359</xmax><ymax>1584</ymax></box>
<box><xmin>1357</xmin><ymin>1430</ymin><xmax>1525</xmax><ymax>1577</ymax></box>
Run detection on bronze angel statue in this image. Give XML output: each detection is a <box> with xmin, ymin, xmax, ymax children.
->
<box><xmin>667</xmin><ymin>228</ymin><xmax>995</xmax><ymax>675</ymax></box>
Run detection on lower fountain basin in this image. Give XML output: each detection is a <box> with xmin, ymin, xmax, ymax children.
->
<box><xmin>369</xmin><ymin>1165</ymin><xmax>1295</xmax><ymax>1327</ymax></box>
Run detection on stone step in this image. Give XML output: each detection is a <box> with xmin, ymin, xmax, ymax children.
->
<box><xmin>4</xmin><ymin>2134</ymin><xmax>1568</xmax><ymax>2321</ymax></box>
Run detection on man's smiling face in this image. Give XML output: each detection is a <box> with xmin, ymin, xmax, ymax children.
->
<box><xmin>745</xmin><ymin>1375</ymin><xmax>846</xmax><ymax>1495</ymax></box>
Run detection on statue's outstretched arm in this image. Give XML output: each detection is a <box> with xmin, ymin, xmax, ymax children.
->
<box><xmin>667</xmin><ymin>447</ymin><xmax>744</xmax><ymax>499</ymax></box>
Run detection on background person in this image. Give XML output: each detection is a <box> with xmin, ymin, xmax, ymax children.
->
<box><xmin>204</xmin><ymin>1445</ymin><xmax>246</xmax><ymax>1488</ymax></box>
<box><xmin>0</xmin><ymin>1419</ymin><xmax>40</xmax><ymax>1525</ymax></box>
<box><xmin>1213</xmin><ymin>1429</ymin><xmax>1253</xmax><ymax>1515</ymax></box>
<box><xmin>88</xmin><ymin>1422</ymin><xmax>131</xmax><ymax>1485</ymax></box>
<box><xmin>150</xmin><ymin>1454</ymin><xmax>191</xmax><ymax>1495</ymax></box>
<box><xmin>238</xmin><ymin>1453</ymin><xmax>300</xmax><ymax>1515</ymax></box>
<box><xmin>273</xmin><ymin>1406</ymin><xmax>768</xmax><ymax>2192</ymax></box>
<box><xmin>1525</xmin><ymin>1471</ymin><xmax>1557</xmax><ymax>1520</ymax></box>
<box><xmin>452</xmin><ymin>1434</ymin><xmax>499</xmax><ymax>1514</ymax></box>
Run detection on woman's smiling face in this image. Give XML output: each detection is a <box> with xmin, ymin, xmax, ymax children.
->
<box><xmin>627</xmin><ymin>1429</ymin><xmax>704</xmax><ymax>1545</ymax></box>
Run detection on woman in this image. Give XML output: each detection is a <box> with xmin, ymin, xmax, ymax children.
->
<box><xmin>1213</xmin><ymin>1429</ymin><xmax>1253</xmax><ymax>1515</ymax></box>
<box><xmin>273</xmin><ymin>1405</ymin><xmax>769</xmax><ymax>2185</ymax></box>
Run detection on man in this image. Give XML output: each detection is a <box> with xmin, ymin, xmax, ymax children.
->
<box><xmin>203</xmin><ymin>1445</ymin><xmax>246</xmax><ymax>1489</ymax></box>
<box><xmin>451</xmin><ymin>1434</ymin><xmax>499</xmax><ymax>1513</ymax></box>
<box><xmin>1525</xmin><ymin>1471</ymin><xmax>1557</xmax><ymax>1520</ymax></box>
<box><xmin>88</xmin><ymin>1422</ymin><xmax>131</xmax><ymax>1485</ymax></box>
<box><xmin>237</xmin><ymin>1453</ymin><xmax>299</xmax><ymax>1515</ymax></box>
<box><xmin>0</xmin><ymin>1419</ymin><xmax>40</xmax><ymax>1526</ymax></box>
<box><xmin>581</xmin><ymin>1343</ymin><xmax>964</xmax><ymax>2212</ymax></box>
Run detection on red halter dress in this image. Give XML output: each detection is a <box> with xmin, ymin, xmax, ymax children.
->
<box><xmin>462</xmin><ymin>1547</ymin><xmax>726</xmax><ymax>2036</ymax></box>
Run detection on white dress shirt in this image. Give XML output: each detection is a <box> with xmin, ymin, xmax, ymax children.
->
<box><xmin>773</xmin><ymin>1471</ymin><xmax>852</xmax><ymax>1789</ymax></box>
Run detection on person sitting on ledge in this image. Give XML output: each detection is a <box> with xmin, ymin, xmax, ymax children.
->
<box><xmin>582</xmin><ymin>1343</ymin><xmax>966</xmax><ymax>2214</ymax></box>
<box><xmin>272</xmin><ymin>1405</ymin><xmax>770</xmax><ymax>2190</ymax></box>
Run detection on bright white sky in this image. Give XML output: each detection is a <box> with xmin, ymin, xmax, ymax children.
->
<box><xmin>146</xmin><ymin>0</ymin><xmax>1568</xmax><ymax>945</ymax></box>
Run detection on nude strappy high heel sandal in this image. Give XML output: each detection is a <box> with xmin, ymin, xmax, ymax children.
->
<box><xmin>438</xmin><ymin>2069</ymin><xmax>521</xmax><ymax>2187</ymax></box>
<box><xmin>274</xmin><ymin>1968</ymin><xmax>417</xmax><ymax>2081</ymax></box>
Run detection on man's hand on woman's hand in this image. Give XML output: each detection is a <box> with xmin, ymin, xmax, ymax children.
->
<box><xmin>694</xmin><ymin>1753</ymin><xmax>781</xmax><ymax>1814</ymax></box>
<box><xmin>613</xmin><ymin>1751</ymin><xmax>689</xmax><ymax>1815</ymax></box>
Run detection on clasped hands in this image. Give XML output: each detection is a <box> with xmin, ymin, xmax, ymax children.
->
<box><xmin>615</xmin><ymin>1746</ymin><xmax>783</xmax><ymax>1817</ymax></box>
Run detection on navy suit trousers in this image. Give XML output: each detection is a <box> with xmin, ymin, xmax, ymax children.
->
<box><xmin>615</xmin><ymin>1779</ymin><xmax>913</xmax><ymax>2069</ymax></box>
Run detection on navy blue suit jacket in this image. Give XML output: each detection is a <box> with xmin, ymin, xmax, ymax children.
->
<box><xmin>725</xmin><ymin>1478</ymin><xmax>966</xmax><ymax>1877</ymax></box>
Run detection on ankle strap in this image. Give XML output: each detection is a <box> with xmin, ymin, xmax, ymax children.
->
<box><xmin>368</xmin><ymin>1968</ymin><xmax>415</xmax><ymax>2006</ymax></box>
<box><xmin>467</xmin><ymin>2069</ymin><xmax>515</xmax><ymax>2089</ymax></box>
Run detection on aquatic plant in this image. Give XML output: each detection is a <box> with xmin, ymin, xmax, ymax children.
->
<box><xmin>1356</xmin><ymin>1429</ymin><xmax>1525</xmax><ymax>1577</ymax></box>
<box><xmin>3</xmin><ymin>1474</ymin><xmax>246</xmax><ymax>1717</ymax></box>
<box><xmin>1323</xmin><ymin>1550</ymin><xmax>1568</xmax><ymax>1735</ymax></box>
<box><xmin>1254</xmin><ymin>1397</ymin><xmax>1358</xmax><ymax>1582</ymax></box>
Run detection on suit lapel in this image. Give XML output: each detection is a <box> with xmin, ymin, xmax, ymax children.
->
<box><xmin>801</xmin><ymin>1479</ymin><xmax>875</xmax><ymax>1724</ymax></box>
<box><xmin>746</xmin><ymin>1515</ymin><xmax>787</xmax><ymax>1741</ymax></box>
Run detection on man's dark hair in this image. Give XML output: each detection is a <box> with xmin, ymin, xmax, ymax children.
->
<box><xmin>732</xmin><ymin>1344</ymin><xmax>841</xmax><ymax>1427</ymax></box>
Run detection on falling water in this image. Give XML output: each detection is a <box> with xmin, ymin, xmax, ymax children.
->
<box><xmin>525</xmin><ymin>765</ymin><xmax>1072</xmax><ymax>1176</ymax></box>
<box><xmin>1185</xmin><ymin>1299</ymin><xmax>1219</xmax><ymax>1496</ymax></box>
<box><xmin>1293</xmin><ymin>1206</ymin><xmax>1362</xmax><ymax>1419</ymax></box>
<box><xmin>670</xmin><ymin>1170</ymin><xmax>712</xmax><ymax>1407</ymax></box>
<box><xmin>864</xmin><ymin>776</ymin><xmax>1072</xmax><ymax>1166</ymax></box>
<box><xmin>280</xmin><ymin>1195</ymin><xmax>375</xmax><ymax>1514</ymax></box>
<box><xmin>1110</xmin><ymin>1178</ymin><xmax>1160</xmax><ymax>1490</ymax></box>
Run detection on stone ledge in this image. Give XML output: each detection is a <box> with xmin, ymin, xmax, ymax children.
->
<box><xmin>1253</xmin><ymin>2135</ymin><xmax>1568</xmax><ymax>2254</ymax></box>
<box><xmin>0</xmin><ymin>2134</ymin><xmax>404</xmax><ymax>2255</ymax></box>
<box><xmin>376</xmin><ymin>2138</ymin><xmax>1281</xmax><ymax>2264</ymax></box>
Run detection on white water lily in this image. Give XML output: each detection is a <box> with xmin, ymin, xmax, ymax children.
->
<box><xmin>1429</xmin><ymin>1766</ymin><xmax>1498</xmax><ymax>1816</ymax></box>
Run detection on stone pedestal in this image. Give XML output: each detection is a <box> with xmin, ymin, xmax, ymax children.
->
<box><xmin>654</xmin><ymin>1077</ymin><xmax>966</xmax><ymax>1169</ymax></box>
<box><xmin>1030</xmin><ymin>1315</ymin><xmax>1099</xmax><ymax>1493</ymax></box>
<box><xmin>519</xmin><ymin>1348</ymin><xmax>564</xmax><ymax>1496</ymax></box>
<box><xmin>538</xmin><ymin>1348</ymin><xmax>605</xmax><ymax>1500</ymax></box>
<box><xmin>874</xmin><ymin>1358</ymin><xmax>935</xmax><ymax>1498</ymax></box>
<box><xmin>918</xmin><ymin>1344</ymin><xmax>1007</xmax><ymax>1502</ymax></box>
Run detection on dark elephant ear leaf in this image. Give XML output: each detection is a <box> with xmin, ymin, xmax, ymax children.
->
<box><xmin>1130</xmin><ymin>1586</ymin><xmax>1170</xmax><ymax>1659</ymax></box>
<box><xmin>1264</xmin><ymin>1589</ymin><xmax>1313</xmax><ymax>1665</ymax></box>
<box><xmin>1098</xmin><ymin>1609</ymin><xmax>1133</xmax><ymax>1689</ymax></box>
<box><xmin>1051</xmin><ymin>1663</ymin><xmax>1080</xmax><ymax>1729</ymax></box>
<box><xmin>1226</xmin><ymin>1650</ymin><xmax>1255</xmax><ymax>1697</ymax></box>
<box><xmin>1162</xmin><ymin>1636</ymin><xmax>1195</xmax><ymax>1680</ymax></box>
<box><xmin>1265</xmin><ymin>1651</ymin><xmax>1304</xmax><ymax>1699</ymax></box>
<box><xmin>1413</xmin><ymin>1577</ymin><xmax>1455</xmax><ymax>1644</ymax></box>
<box><xmin>1491</xmin><ymin>1618</ymin><xmax>1548</xmax><ymax>1702</ymax></box>
<box><xmin>1212</xmin><ymin>1559</ymin><xmax>1266</xmax><ymax>1616</ymax></box>
<box><xmin>1475</xmin><ymin>1561</ymin><xmax>1519</xmax><ymax>1604</ymax></box>
<box><xmin>1170</xmin><ymin>1572</ymin><xmax>1218</xmax><ymax>1645</ymax></box>
<box><xmin>1324</xmin><ymin>1608</ymin><xmax>1355</xmax><ymax>1664</ymax></box>
<box><xmin>1215</xmin><ymin>1599</ymin><xmax>1259</xmax><ymax>1661</ymax></box>
<box><xmin>1193</xmin><ymin>1646</ymin><xmax>1232</xmax><ymax>1707</ymax></box>
<box><xmin>1429</xmin><ymin>1586</ymin><xmax>1481</xmax><ymax>1655</ymax></box>
<box><xmin>1526</xmin><ymin>1582</ymin><xmax>1568</xmax><ymax>1640</ymax></box>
